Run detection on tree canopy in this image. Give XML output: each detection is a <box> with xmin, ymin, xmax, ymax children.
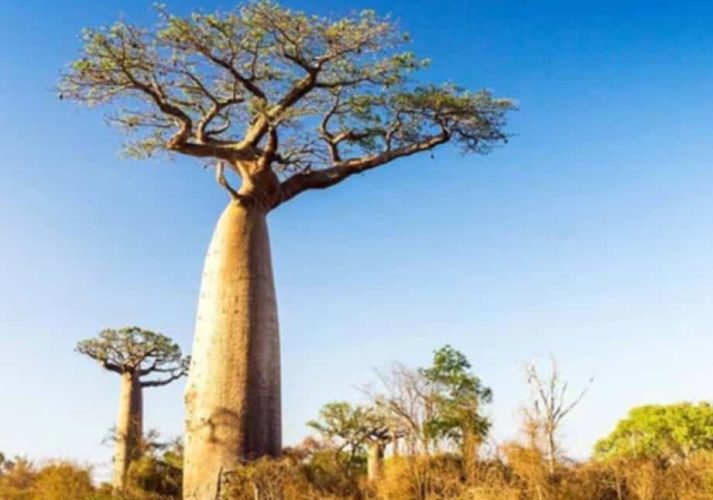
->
<box><xmin>59</xmin><ymin>1</ymin><xmax>513</xmax><ymax>207</ymax></box>
<box><xmin>76</xmin><ymin>327</ymin><xmax>189</xmax><ymax>387</ymax></box>
<box><xmin>594</xmin><ymin>403</ymin><xmax>713</xmax><ymax>463</ymax></box>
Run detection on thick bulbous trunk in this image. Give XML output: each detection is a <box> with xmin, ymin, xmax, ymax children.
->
<box><xmin>183</xmin><ymin>201</ymin><xmax>281</xmax><ymax>499</ymax></box>
<box><xmin>367</xmin><ymin>442</ymin><xmax>385</xmax><ymax>483</ymax></box>
<box><xmin>113</xmin><ymin>371</ymin><xmax>143</xmax><ymax>490</ymax></box>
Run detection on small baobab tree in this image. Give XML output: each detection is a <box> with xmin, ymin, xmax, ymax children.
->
<box><xmin>59</xmin><ymin>2</ymin><xmax>513</xmax><ymax>496</ymax></box>
<box><xmin>365</xmin><ymin>423</ymin><xmax>393</xmax><ymax>484</ymax></box>
<box><xmin>76</xmin><ymin>327</ymin><xmax>189</xmax><ymax>489</ymax></box>
<box><xmin>308</xmin><ymin>401</ymin><xmax>394</xmax><ymax>483</ymax></box>
<box><xmin>307</xmin><ymin>401</ymin><xmax>371</xmax><ymax>477</ymax></box>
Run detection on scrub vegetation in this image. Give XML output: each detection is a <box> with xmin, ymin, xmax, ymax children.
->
<box><xmin>2</xmin><ymin>346</ymin><xmax>713</xmax><ymax>499</ymax></box>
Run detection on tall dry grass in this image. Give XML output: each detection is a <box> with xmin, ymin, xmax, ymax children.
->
<box><xmin>2</xmin><ymin>447</ymin><xmax>712</xmax><ymax>499</ymax></box>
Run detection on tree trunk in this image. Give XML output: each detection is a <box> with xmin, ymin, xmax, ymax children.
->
<box><xmin>113</xmin><ymin>370</ymin><xmax>143</xmax><ymax>490</ymax></box>
<box><xmin>391</xmin><ymin>431</ymin><xmax>400</xmax><ymax>457</ymax></box>
<box><xmin>367</xmin><ymin>442</ymin><xmax>385</xmax><ymax>483</ymax></box>
<box><xmin>461</xmin><ymin>428</ymin><xmax>479</xmax><ymax>484</ymax></box>
<box><xmin>183</xmin><ymin>201</ymin><xmax>281</xmax><ymax>499</ymax></box>
<box><xmin>547</xmin><ymin>430</ymin><xmax>556</xmax><ymax>475</ymax></box>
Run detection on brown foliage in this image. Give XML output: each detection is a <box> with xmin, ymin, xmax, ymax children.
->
<box><xmin>2</xmin><ymin>443</ymin><xmax>713</xmax><ymax>499</ymax></box>
<box><xmin>0</xmin><ymin>460</ymin><xmax>101</xmax><ymax>500</ymax></box>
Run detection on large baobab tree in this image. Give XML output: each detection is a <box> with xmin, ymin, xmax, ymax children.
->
<box><xmin>59</xmin><ymin>2</ymin><xmax>513</xmax><ymax>496</ymax></box>
<box><xmin>76</xmin><ymin>327</ymin><xmax>189</xmax><ymax>490</ymax></box>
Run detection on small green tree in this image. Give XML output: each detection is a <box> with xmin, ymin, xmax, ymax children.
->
<box><xmin>127</xmin><ymin>436</ymin><xmax>184</xmax><ymax>498</ymax></box>
<box><xmin>594</xmin><ymin>402</ymin><xmax>713</xmax><ymax>464</ymax></box>
<box><xmin>76</xmin><ymin>327</ymin><xmax>189</xmax><ymax>490</ymax></box>
<box><xmin>421</xmin><ymin>345</ymin><xmax>492</xmax><ymax>479</ymax></box>
<box><xmin>308</xmin><ymin>401</ymin><xmax>397</xmax><ymax>482</ymax></box>
<box><xmin>308</xmin><ymin>402</ymin><xmax>374</xmax><ymax>472</ymax></box>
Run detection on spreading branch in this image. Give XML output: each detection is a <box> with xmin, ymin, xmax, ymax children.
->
<box><xmin>76</xmin><ymin>327</ymin><xmax>189</xmax><ymax>386</ymax></box>
<box><xmin>59</xmin><ymin>1</ymin><xmax>514</xmax><ymax>208</ymax></box>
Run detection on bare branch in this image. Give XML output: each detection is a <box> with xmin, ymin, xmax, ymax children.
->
<box><xmin>141</xmin><ymin>371</ymin><xmax>185</xmax><ymax>388</ymax></box>
<box><xmin>103</xmin><ymin>360</ymin><xmax>123</xmax><ymax>374</ymax></box>
<box><xmin>215</xmin><ymin>161</ymin><xmax>242</xmax><ymax>201</ymax></box>
<box><xmin>59</xmin><ymin>3</ymin><xmax>513</xmax><ymax>207</ymax></box>
<box><xmin>276</xmin><ymin>129</ymin><xmax>449</xmax><ymax>206</ymax></box>
<box><xmin>77</xmin><ymin>327</ymin><xmax>187</xmax><ymax>387</ymax></box>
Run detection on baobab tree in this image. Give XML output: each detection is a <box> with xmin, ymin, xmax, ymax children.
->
<box><xmin>365</xmin><ymin>424</ymin><xmax>394</xmax><ymax>484</ymax></box>
<box><xmin>76</xmin><ymin>327</ymin><xmax>189</xmax><ymax>489</ymax></box>
<box><xmin>308</xmin><ymin>401</ymin><xmax>393</xmax><ymax>483</ymax></box>
<box><xmin>59</xmin><ymin>2</ymin><xmax>513</xmax><ymax>497</ymax></box>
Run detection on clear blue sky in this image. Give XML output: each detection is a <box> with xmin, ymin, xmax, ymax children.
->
<box><xmin>1</xmin><ymin>0</ymin><xmax>713</xmax><ymax>477</ymax></box>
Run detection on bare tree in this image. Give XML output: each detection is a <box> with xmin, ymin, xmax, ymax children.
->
<box><xmin>370</xmin><ymin>362</ymin><xmax>435</xmax><ymax>456</ymax></box>
<box><xmin>76</xmin><ymin>327</ymin><xmax>189</xmax><ymax>489</ymax></box>
<box><xmin>59</xmin><ymin>2</ymin><xmax>513</xmax><ymax>496</ymax></box>
<box><xmin>523</xmin><ymin>357</ymin><xmax>592</xmax><ymax>475</ymax></box>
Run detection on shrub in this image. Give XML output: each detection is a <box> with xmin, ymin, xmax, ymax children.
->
<box><xmin>221</xmin><ymin>458</ymin><xmax>321</xmax><ymax>500</ymax></box>
<box><xmin>33</xmin><ymin>462</ymin><xmax>97</xmax><ymax>500</ymax></box>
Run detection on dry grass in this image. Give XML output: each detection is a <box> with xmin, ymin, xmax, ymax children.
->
<box><xmin>2</xmin><ymin>449</ymin><xmax>713</xmax><ymax>499</ymax></box>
